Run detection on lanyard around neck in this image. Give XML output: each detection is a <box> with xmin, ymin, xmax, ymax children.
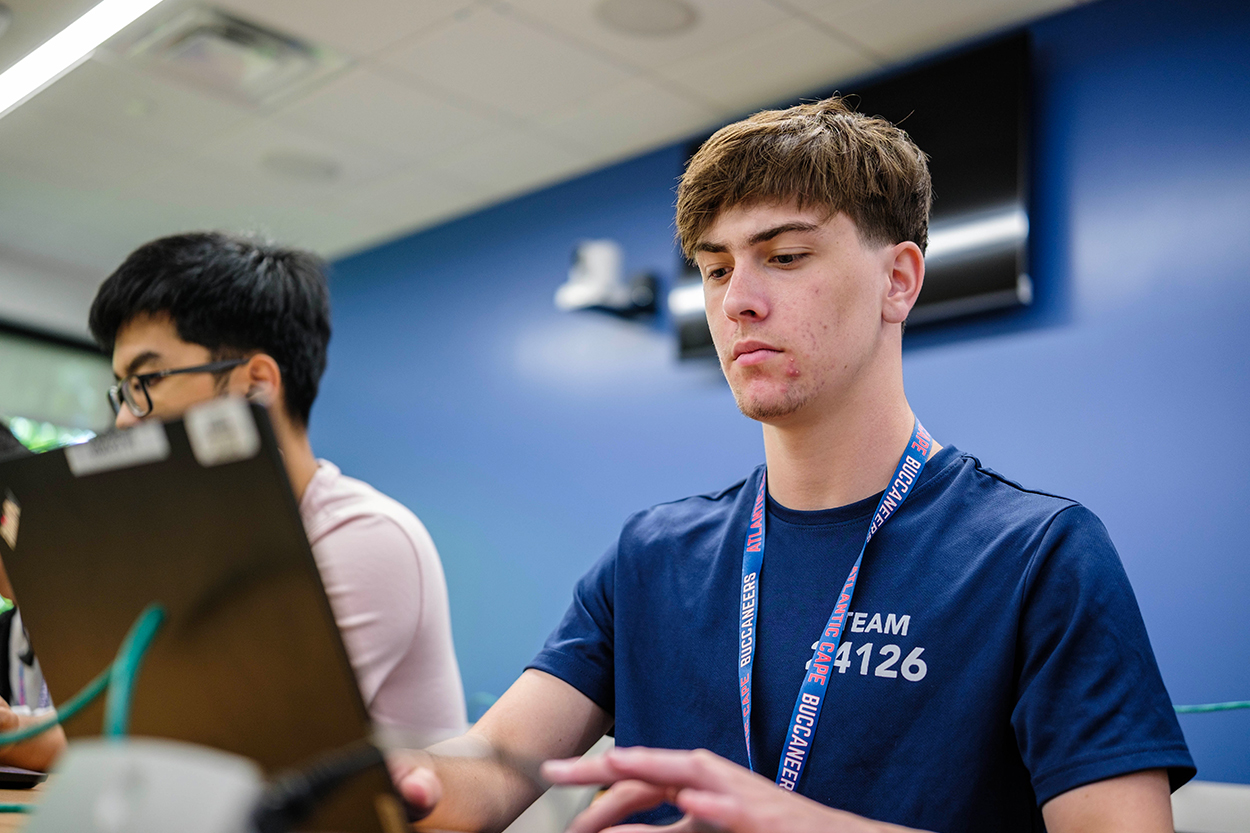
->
<box><xmin>736</xmin><ymin>419</ymin><xmax>934</xmax><ymax>791</ymax></box>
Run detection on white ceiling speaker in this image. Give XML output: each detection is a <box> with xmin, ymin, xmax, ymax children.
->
<box><xmin>594</xmin><ymin>0</ymin><xmax>698</xmax><ymax>37</ymax></box>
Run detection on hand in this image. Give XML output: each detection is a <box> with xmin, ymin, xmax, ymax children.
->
<box><xmin>542</xmin><ymin>746</ymin><xmax>923</xmax><ymax>833</ymax></box>
<box><xmin>0</xmin><ymin>696</ymin><xmax>66</xmax><ymax>772</ymax></box>
<box><xmin>0</xmin><ymin>698</ymin><xmax>20</xmax><ymax>735</ymax></box>
<box><xmin>387</xmin><ymin>748</ymin><xmax>442</xmax><ymax>822</ymax></box>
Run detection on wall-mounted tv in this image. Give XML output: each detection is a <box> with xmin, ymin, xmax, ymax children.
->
<box><xmin>671</xmin><ymin>32</ymin><xmax>1031</xmax><ymax>358</ymax></box>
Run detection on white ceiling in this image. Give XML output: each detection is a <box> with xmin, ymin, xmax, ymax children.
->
<box><xmin>0</xmin><ymin>0</ymin><xmax>1083</xmax><ymax>339</ymax></box>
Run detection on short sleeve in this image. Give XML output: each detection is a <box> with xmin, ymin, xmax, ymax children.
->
<box><xmin>311</xmin><ymin>514</ymin><xmax>424</xmax><ymax>707</ymax></box>
<box><xmin>527</xmin><ymin>542</ymin><xmax>617</xmax><ymax>715</ymax></box>
<box><xmin>1012</xmin><ymin>505</ymin><xmax>1195</xmax><ymax>804</ymax></box>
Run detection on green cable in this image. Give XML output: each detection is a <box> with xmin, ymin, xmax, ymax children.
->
<box><xmin>103</xmin><ymin>604</ymin><xmax>166</xmax><ymax>737</ymax></box>
<box><xmin>0</xmin><ymin>804</ymin><xmax>32</xmax><ymax>813</ymax></box>
<box><xmin>0</xmin><ymin>603</ymin><xmax>166</xmax><ymax>746</ymax></box>
<box><xmin>1174</xmin><ymin>701</ymin><xmax>1250</xmax><ymax>714</ymax></box>
<box><xmin>0</xmin><ymin>666</ymin><xmax>109</xmax><ymax>747</ymax></box>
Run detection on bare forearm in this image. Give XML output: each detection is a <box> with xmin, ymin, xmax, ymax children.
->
<box><xmin>397</xmin><ymin>670</ymin><xmax>613</xmax><ymax>833</ymax></box>
<box><xmin>414</xmin><ymin>730</ymin><xmax>549</xmax><ymax>833</ymax></box>
<box><xmin>0</xmin><ymin>716</ymin><xmax>65</xmax><ymax>772</ymax></box>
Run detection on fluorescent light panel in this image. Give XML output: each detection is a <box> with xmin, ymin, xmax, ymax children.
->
<box><xmin>0</xmin><ymin>0</ymin><xmax>166</xmax><ymax>119</ymax></box>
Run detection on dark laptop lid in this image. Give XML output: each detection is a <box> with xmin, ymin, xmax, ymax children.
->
<box><xmin>0</xmin><ymin>399</ymin><xmax>399</xmax><ymax>832</ymax></box>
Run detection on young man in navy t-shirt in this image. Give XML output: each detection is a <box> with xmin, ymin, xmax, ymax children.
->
<box><xmin>394</xmin><ymin>95</ymin><xmax>1193</xmax><ymax>832</ymax></box>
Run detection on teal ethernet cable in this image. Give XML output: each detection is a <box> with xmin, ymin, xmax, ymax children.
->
<box><xmin>1174</xmin><ymin>701</ymin><xmax>1250</xmax><ymax>714</ymax></box>
<box><xmin>0</xmin><ymin>603</ymin><xmax>166</xmax><ymax>747</ymax></box>
<box><xmin>0</xmin><ymin>604</ymin><xmax>166</xmax><ymax>815</ymax></box>
<box><xmin>103</xmin><ymin>603</ymin><xmax>166</xmax><ymax>737</ymax></box>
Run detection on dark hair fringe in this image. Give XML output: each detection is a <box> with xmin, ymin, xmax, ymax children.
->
<box><xmin>676</xmin><ymin>95</ymin><xmax>932</xmax><ymax>258</ymax></box>
<box><xmin>88</xmin><ymin>232</ymin><xmax>332</xmax><ymax>427</ymax></box>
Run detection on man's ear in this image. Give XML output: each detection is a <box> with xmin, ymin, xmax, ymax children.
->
<box><xmin>882</xmin><ymin>241</ymin><xmax>925</xmax><ymax>325</ymax></box>
<box><xmin>241</xmin><ymin>354</ymin><xmax>282</xmax><ymax>408</ymax></box>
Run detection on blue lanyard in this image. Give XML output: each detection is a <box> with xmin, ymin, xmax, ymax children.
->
<box><xmin>737</xmin><ymin>420</ymin><xmax>934</xmax><ymax>791</ymax></box>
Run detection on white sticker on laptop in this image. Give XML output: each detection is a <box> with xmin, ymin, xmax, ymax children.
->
<box><xmin>185</xmin><ymin>398</ymin><xmax>261</xmax><ymax>467</ymax></box>
<box><xmin>65</xmin><ymin>421</ymin><xmax>171</xmax><ymax>477</ymax></box>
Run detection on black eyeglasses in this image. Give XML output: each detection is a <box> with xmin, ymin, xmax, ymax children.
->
<box><xmin>108</xmin><ymin>359</ymin><xmax>248</xmax><ymax>418</ymax></box>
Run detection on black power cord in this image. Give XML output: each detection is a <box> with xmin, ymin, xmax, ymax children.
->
<box><xmin>251</xmin><ymin>741</ymin><xmax>387</xmax><ymax>833</ymax></box>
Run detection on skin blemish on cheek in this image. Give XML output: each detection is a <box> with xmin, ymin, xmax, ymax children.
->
<box><xmin>786</xmin><ymin>357</ymin><xmax>800</xmax><ymax>378</ymax></box>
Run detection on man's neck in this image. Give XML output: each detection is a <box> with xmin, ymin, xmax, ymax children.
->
<box><xmin>761</xmin><ymin>391</ymin><xmax>937</xmax><ymax>511</ymax></box>
<box><xmin>271</xmin><ymin>413</ymin><xmax>318</xmax><ymax>503</ymax></box>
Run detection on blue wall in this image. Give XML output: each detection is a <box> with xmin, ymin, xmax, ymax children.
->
<box><xmin>314</xmin><ymin>0</ymin><xmax>1250</xmax><ymax>784</ymax></box>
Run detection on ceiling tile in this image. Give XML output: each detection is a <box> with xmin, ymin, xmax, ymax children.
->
<box><xmin>215</xmin><ymin>0</ymin><xmax>480</xmax><ymax>59</ymax></box>
<box><xmin>195</xmin><ymin>119</ymin><xmax>410</xmax><ymax>192</ymax></box>
<box><xmin>429</xmin><ymin>126</ymin><xmax>597</xmax><ymax>199</ymax></box>
<box><xmin>657</xmin><ymin>16</ymin><xmax>881</xmax><ymax>113</ymax></box>
<box><xmin>506</xmin><ymin>0</ymin><xmax>790</xmax><ymax>71</ymax></box>
<box><xmin>0</xmin><ymin>170</ymin><xmax>189</xmax><ymax>273</ymax></box>
<box><xmin>327</xmin><ymin>165</ymin><xmax>500</xmax><ymax>254</ymax></box>
<box><xmin>114</xmin><ymin>155</ymin><xmax>389</xmax><ymax>255</ymax></box>
<box><xmin>537</xmin><ymin>76</ymin><xmax>721</xmax><ymax>163</ymax></box>
<box><xmin>0</xmin><ymin>0</ymin><xmax>101</xmax><ymax>74</ymax></box>
<box><xmin>0</xmin><ymin>97</ymin><xmax>185</xmax><ymax>192</ymax></box>
<box><xmin>274</xmin><ymin>66</ymin><xmax>506</xmax><ymax>161</ymax></box>
<box><xmin>787</xmin><ymin>0</ymin><xmax>1074</xmax><ymax>61</ymax></box>
<box><xmin>377</xmin><ymin>3</ymin><xmax>635</xmax><ymax>120</ymax></box>
<box><xmin>22</xmin><ymin>56</ymin><xmax>253</xmax><ymax>153</ymax></box>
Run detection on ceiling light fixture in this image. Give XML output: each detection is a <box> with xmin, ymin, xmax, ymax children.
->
<box><xmin>0</xmin><ymin>0</ymin><xmax>166</xmax><ymax>120</ymax></box>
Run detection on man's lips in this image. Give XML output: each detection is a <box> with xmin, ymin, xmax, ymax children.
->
<box><xmin>732</xmin><ymin>341</ymin><xmax>783</xmax><ymax>366</ymax></box>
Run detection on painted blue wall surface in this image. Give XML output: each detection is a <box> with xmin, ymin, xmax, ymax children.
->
<box><xmin>314</xmin><ymin>0</ymin><xmax>1250</xmax><ymax>784</ymax></box>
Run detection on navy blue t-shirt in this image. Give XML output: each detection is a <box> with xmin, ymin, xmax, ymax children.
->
<box><xmin>530</xmin><ymin>447</ymin><xmax>1194</xmax><ymax>831</ymax></box>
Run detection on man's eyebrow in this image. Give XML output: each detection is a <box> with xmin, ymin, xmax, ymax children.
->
<box><xmin>693</xmin><ymin>221</ymin><xmax>822</xmax><ymax>254</ymax></box>
<box><xmin>121</xmin><ymin>350</ymin><xmax>161</xmax><ymax>378</ymax></box>
<box><xmin>747</xmin><ymin>221</ymin><xmax>821</xmax><ymax>246</ymax></box>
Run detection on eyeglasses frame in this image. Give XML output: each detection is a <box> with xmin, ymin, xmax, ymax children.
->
<box><xmin>108</xmin><ymin>358</ymin><xmax>249</xmax><ymax>418</ymax></box>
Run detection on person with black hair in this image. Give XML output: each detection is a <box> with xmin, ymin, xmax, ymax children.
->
<box><xmin>89</xmin><ymin>232</ymin><xmax>466</xmax><ymax>742</ymax></box>
<box><xmin>0</xmin><ymin>422</ymin><xmax>68</xmax><ymax>770</ymax></box>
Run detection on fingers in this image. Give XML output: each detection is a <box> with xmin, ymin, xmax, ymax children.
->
<box><xmin>565</xmin><ymin>779</ymin><xmax>672</xmax><ymax>833</ymax></box>
<box><xmin>390</xmin><ymin>762</ymin><xmax>441</xmax><ymax>820</ymax></box>
<box><xmin>674</xmin><ymin>789</ymin><xmax>743</xmax><ymax>829</ymax></box>
<box><xmin>546</xmin><ymin>747</ymin><xmax>753</xmax><ymax>793</ymax></box>
<box><xmin>600</xmin><ymin>819</ymin><xmax>719</xmax><ymax>833</ymax></box>
<box><xmin>543</xmin><ymin>753</ymin><xmax>621</xmax><ymax>785</ymax></box>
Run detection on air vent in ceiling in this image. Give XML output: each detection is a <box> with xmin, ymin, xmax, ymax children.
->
<box><xmin>111</xmin><ymin>6</ymin><xmax>348</xmax><ymax>109</ymax></box>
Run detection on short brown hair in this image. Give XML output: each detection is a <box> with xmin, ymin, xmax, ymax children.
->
<box><xmin>676</xmin><ymin>95</ymin><xmax>932</xmax><ymax>258</ymax></box>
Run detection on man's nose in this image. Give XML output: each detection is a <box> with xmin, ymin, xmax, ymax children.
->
<box><xmin>114</xmin><ymin>406</ymin><xmax>140</xmax><ymax>430</ymax></box>
<box><xmin>722</xmin><ymin>263</ymin><xmax>769</xmax><ymax>322</ymax></box>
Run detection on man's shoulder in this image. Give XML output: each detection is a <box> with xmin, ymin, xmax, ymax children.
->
<box><xmin>300</xmin><ymin>459</ymin><xmax>434</xmax><ymax>553</ymax></box>
<box><xmin>616</xmin><ymin>467</ymin><xmax>761</xmax><ymax>553</ymax></box>
<box><xmin>919</xmin><ymin>447</ymin><xmax>1116</xmax><ymax>571</ymax></box>
<box><xmin>926</xmin><ymin>446</ymin><xmax>1085</xmax><ymax>524</ymax></box>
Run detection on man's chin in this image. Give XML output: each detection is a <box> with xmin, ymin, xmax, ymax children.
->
<box><xmin>732</xmin><ymin>389</ymin><xmax>809</xmax><ymax>423</ymax></box>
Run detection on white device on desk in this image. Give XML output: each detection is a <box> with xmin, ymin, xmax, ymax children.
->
<box><xmin>25</xmin><ymin>738</ymin><xmax>262</xmax><ymax>833</ymax></box>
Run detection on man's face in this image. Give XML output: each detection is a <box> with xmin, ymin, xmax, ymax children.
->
<box><xmin>110</xmin><ymin>313</ymin><xmax>243</xmax><ymax>430</ymax></box>
<box><xmin>695</xmin><ymin>203</ymin><xmax>898</xmax><ymax>425</ymax></box>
